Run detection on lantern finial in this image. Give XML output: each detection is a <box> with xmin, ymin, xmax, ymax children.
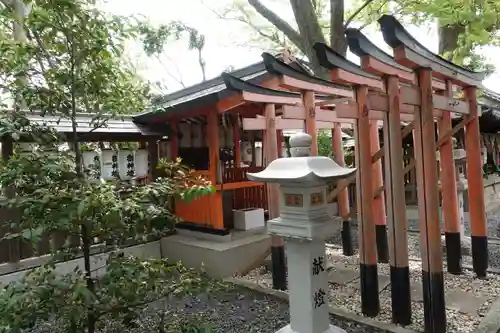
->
<box><xmin>289</xmin><ymin>132</ymin><xmax>312</xmax><ymax>157</ymax></box>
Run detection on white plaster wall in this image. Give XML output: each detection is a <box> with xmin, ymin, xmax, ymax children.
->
<box><xmin>0</xmin><ymin>241</ymin><xmax>161</xmax><ymax>287</ymax></box>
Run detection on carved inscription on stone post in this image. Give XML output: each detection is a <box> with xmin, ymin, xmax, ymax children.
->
<box><xmin>312</xmin><ymin>255</ymin><xmax>326</xmax><ymax>308</ymax></box>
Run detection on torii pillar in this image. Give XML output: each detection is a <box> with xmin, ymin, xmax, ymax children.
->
<box><xmin>438</xmin><ymin>81</ymin><xmax>462</xmax><ymax>274</ymax></box>
<box><xmin>332</xmin><ymin>123</ymin><xmax>354</xmax><ymax>256</ymax></box>
<box><xmin>370</xmin><ymin>120</ymin><xmax>389</xmax><ymax>263</ymax></box>
<box><xmin>464</xmin><ymin>87</ymin><xmax>488</xmax><ymax>278</ymax></box>
<box><xmin>265</xmin><ymin>103</ymin><xmax>287</xmax><ymax>290</ymax></box>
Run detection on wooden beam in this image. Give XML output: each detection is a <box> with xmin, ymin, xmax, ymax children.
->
<box><xmin>329</xmin><ymin>173</ymin><xmax>356</xmax><ymax>201</ymax></box>
<box><xmin>394</xmin><ymin>45</ymin><xmax>482</xmax><ymax>88</ymax></box>
<box><xmin>281</xmin><ymin>105</ymin><xmax>355</xmax><ymax>123</ymax></box>
<box><xmin>279</xmin><ymin>75</ymin><xmax>354</xmax><ymax>97</ymax></box>
<box><xmin>336</xmin><ymin>104</ymin><xmax>418</xmax><ymax>121</ymax></box>
<box><xmin>368</xmin><ymin>91</ymin><xmax>441</xmax><ymax>117</ymax></box>
<box><xmin>433</xmin><ymin>94</ymin><xmax>468</xmax><ymax>114</ymax></box>
<box><xmin>316</xmin><ymin>97</ymin><xmax>352</xmax><ymax>106</ymax></box>
<box><xmin>241</xmin><ymin>91</ymin><xmax>302</xmax><ymax>106</ymax></box>
<box><xmin>436</xmin><ymin>117</ymin><xmax>470</xmax><ymax>147</ymax></box>
<box><xmin>217</xmin><ymin>93</ymin><xmax>245</xmax><ymax>113</ymax></box>
<box><xmin>331</xmin><ymin>68</ymin><xmax>384</xmax><ymax>90</ymax></box>
<box><xmin>371</xmin><ymin>122</ymin><xmax>414</xmax><ymax>164</ymax></box>
<box><xmin>242</xmin><ymin>117</ymin><xmax>305</xmax><ymax>131</ymax></box>
<box><xmin>361</xmin><ymin>56</ymin><xmax>446</xmax><ymax>91</ymax></box>
<box><xmin>343</xmin><ymin>185</ymin><xmax>385</xmax><ymax>219</ymax></box>
<box><xmin>317</xmin><ymin>121</ymin><xmax>334</xmax><ymax>129</ymax></box>
<box><xmin>328</xmin><ymin>121</ymin><xmax>415</xmax><ymax>204</ymax></box>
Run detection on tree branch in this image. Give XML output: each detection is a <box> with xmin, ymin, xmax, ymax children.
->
<box><xmin>26</xmin><ymin>28</ymin><xmax>58</xmax><ymax>69</ymax></box>
<box><xmin>344</xmin><ymin>0</ymin><xmax>375</xmax><ymax>29</ymax></box>
<box><xmin>247</xmin><ymin>0</ymin><xmax>305</xmax><ymax>52</ymax></box>
<box><xmin>0</xmin><ymin>0</ymin><xmax>12</xmax><ymax>7</ymax></box>
<box><xmin>237</xmin><ymin>5</ymin><xmax>278</xmax><ymax>43</ymax></box>
<box><xmin>331</xmin><ymin>0</ymin><xmax>347</xmax><ymax>56</ymax></box>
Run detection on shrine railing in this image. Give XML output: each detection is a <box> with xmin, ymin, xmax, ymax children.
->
<box><xmin>233</xmin><ymin>184</ymin><xmax>268</xmax><ymax>211</ymax></box>
<box><xmin>223</xmin><ymin>166</ymin><xmax>265</xmax><ymax>183</ymax></box>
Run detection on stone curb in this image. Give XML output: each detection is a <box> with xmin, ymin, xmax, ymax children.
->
<box><xmin>472</xmin><ymin>295</ymin><xmax>500</xmax><ymax>333</ymax></box>
<box><xmin>224</xmin><ymin>277</ymin><xmax>416</xmax><ymax>333</ymax></box>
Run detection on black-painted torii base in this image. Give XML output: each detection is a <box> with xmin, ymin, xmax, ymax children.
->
<box><xmin>271</xmin><ymin>245</ymin><xmax>287</xmax><ymax>291</ymax></box>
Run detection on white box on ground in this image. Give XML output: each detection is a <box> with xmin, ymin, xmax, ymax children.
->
<box><xmin>326</xmin><ymin>202</ymin><xmax>338</xmax><ymax>217</ymax></box>
<box><xmin>233</xmin><ymin>208</ymin><xmax>265</xmax><ymax>230</ymax></box>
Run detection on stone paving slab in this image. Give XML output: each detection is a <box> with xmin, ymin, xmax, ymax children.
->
<box><xmin>327</xmin><ymin>266</ymin><xmax>486</xmax><ymax>316</ymax></box>
<box><xmin>352</xmin><ymin>274</ymin><xmax>391</xmax><ymax>292</ymax></box>
<box><xmin>328</xmin><ymin>267</ymin><xmax>359</xmax><ymax>285</ymax></box>
<box><xmin>410</xmin><ymin>282</ymin><xmax>423</xmax><ymax>302</ymax></box>
<box><xmin>473</xmin><ymin>295</ymin><xmax>500</xmax><ymax>333</ymax></box>
<box><xmin>445</xmin><ymin>289</ymin><xmax>488</xmax><ymax>315</ymax></box>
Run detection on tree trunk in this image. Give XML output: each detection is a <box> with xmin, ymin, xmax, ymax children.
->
<box><xmin>438</xmin><ymin>22</ymin><xmax>465</xmax><ymax>57</ymax></box>
<box><xmin>330</xmin><ymin>0</ymin><xmax>347</xmax><ymax>56</ymax></box>
<box><xmin>289</xmin><ymin>0</ymin><xmax>329</xmax><ymax>78</ymax></box>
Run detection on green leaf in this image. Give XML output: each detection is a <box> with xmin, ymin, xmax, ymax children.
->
<box><xmin>77</xmin><ymin>200</ymin><xmax>86</xmax><ymax>218</ymax></box>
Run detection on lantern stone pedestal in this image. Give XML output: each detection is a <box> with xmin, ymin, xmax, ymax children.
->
<box><xmin>248</xmin><ymin>133</ymin><xmax>355</xmax><ymax>333</ymax></box>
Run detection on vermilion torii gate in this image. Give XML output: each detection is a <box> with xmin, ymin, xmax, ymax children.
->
<box><xmin>311</xmin><ymin>15</ymin><xmax>485</xmax><ymax>333</ymax></box>
<box><xmin>221</xmin><ymin>17</ymin><xmax>486</xmax><ymax>331</ymax></box>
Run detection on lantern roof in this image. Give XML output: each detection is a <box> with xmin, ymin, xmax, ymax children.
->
<box><xmin>247</xmin><ymin>132</ymin><xmax>356</xmax><ymax>184</ymax></box>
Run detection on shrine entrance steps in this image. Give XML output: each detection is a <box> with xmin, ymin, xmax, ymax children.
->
<box><xmin>160</xmin><ymin>227</ymin><xmax>270</xmax><ymax>278</ymax></box>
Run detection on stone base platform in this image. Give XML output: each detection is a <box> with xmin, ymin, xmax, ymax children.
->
<box><xmin>161</xmin><ymin>228</ymin><xmax>270</xmax><ymax>278</ymax></box>
<box><xmin>276</xmin><ymin>324</ymin><xmax>346</xmax><ymax>333</ymax></box>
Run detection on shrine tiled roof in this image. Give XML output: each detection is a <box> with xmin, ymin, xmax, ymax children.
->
<box><xmin>134</xmin><ymin>56</ymin><xmax>310</xmax><ymax>124</ymax></box>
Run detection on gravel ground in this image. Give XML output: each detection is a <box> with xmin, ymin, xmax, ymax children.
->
<box><xmin>31</xmin><ymin>284</ymin><xmax>385</xmax><ymax>333</ymax></box>
<box><xmin>327</xmin><ymin>213</ymin><xmax>500</xmax><ymax>269</ymax></box>
<box><xmin>406</xmin><ymin>205</ymin><xmax>500</xmax><ymax>238</ymax></box>
<box><xmin>240</xmin><ymin>233</ymin><xmax>500</xmax><ymax>333</ymax></box>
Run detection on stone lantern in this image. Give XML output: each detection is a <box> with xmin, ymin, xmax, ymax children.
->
<box><xmin>454</xmin><ymin>148</ymin><xmax>469</xmax><ymax>249</ymax></box>
<box><xmin>437</xmin><ymin>147</ymin><xmax>470</xmax><ymax>253</ymax></box>
<box><xmin>247</xmin><ymin>132</ymin><xmax>356</xmax><ymax>333</ymax></box>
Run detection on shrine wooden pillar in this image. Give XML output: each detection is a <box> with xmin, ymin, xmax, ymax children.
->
<box><xmin>438</xmin><ymin>81</ymin><xmax>462</xmax><ymax>274</ymax></box>
<box><xmin>249</xmin><ymin>132</ymin><xmax>256</xmax><ymax>167</ymax></box>
<box><xmin>277</xmin><ymin>130</ymin><xmax>283</xmax><ymax>158</ymax></box>
<box><xmin>414</xmin><ymin>68</ymin><xmax>446</xmax><ymax>333</ymax></box>
<box><xmin>170</xmin><ymin>120</ymin><xmax>179</xmax><ymax>159</ymax></box>
<box><xmin>265</xmin><ymin>103</ymin><xmax>287</xmax><ymax>291</ymax></box>
<box><xmin>464</xmin><ymin>86</ymin><xmax>488</xmax><ymax>278</ymax></box>
<box><xmin>370</xmin><ymin>120</ymin><xmax>389</xmax><ymax>263</ymax></box>
<box><xmin>233</xmin><ymin>120</ymin><xmax>241</xmax><ymax>166</ymax></box>
<box><xmin>207</xmin><ymin>112</ymin><xmax>220</xmax><ymax>184</ymax></box>
<box><xmin>303</xmin><ymin>91</ymin><xmax>318</xmax><ymax>156</ymax></box>
<box><xmin>207</xmin><ymin>111</ymin><xmax>224</xmax><ymax>230</ymax></box>
<box><xmin>383</xmin><ymin>75</ymin><xmax>411</xmax><ymax>325</ymax></box>
<box><xmin>355</xmin><ymin>85</ymin><xmax>380</xmax><ymax>317</ymax></box>
<box><xmin>332</xmin><ymin>123</ymin><xmax>354</xmax><ymax>256</ymax></box>
<box><xmin>147</xmin><ymin>139</ymin><xmax>159</xmax><ymax>182</ymax></box>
